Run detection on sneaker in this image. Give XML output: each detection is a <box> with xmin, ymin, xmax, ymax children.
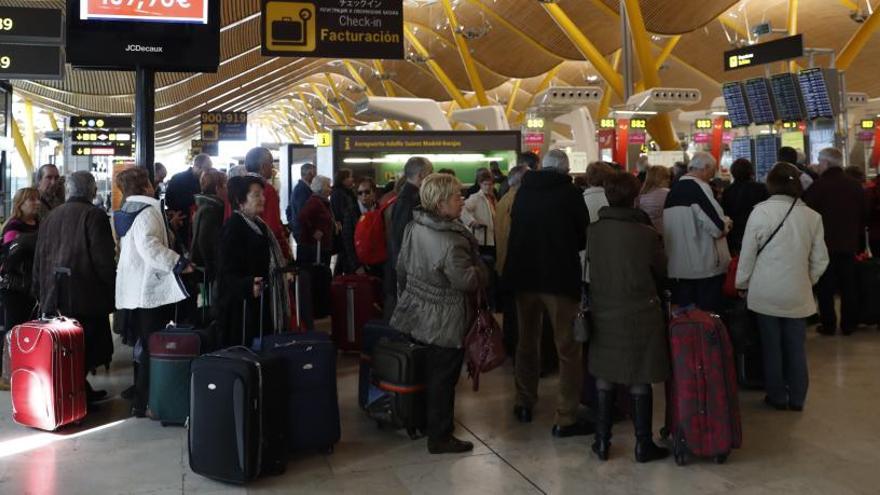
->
<box><xmin>428</xmin><ymin>436</ymin><xmax>474</xmax><ymax>454</ymax></box>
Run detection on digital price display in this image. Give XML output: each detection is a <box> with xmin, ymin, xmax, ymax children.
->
<box><xmin>860</xmin><ymin>119</ymin><xmax>875</xmax><ymax>130</ymax></box>
<box><xmin>70</xmin><ymin>115</ymin><xmax>134</xmax><ymax>157</ymax></box>
<box><xmin>722</xmin><ymin>82</ymin><xmax>752</xmax><ymax>127</ymax></box>
<box><xmin>0</xmin><ymin>44</ymin><xmax>63</xmax><ymax>79</ymax></box>
<box><xmin>629</xmin><ymin>118</ymin><xmax>647</xmax><ymax>129</ymax></box>
<box><xmin>798</xmin><ymin>68</ymin><xmax>835</xmax><ymax>120</ymax></box>
<box><xmin>724</xmin><ymin>120</ymin><xmax>732</xmax><ymax>129</ymax></box>
<box><xmin>80</xmin><ymin>0</ymin><xmax>209</xmax><ymax>24</ymax></box>
<box><xmin>200</xmin><ymin>111</ymin><xmax>247</xmax><ymax>141</ymax></box>
<box><xmin>599</xmin><ymin>118</ymin><xmax>616</xmax><ymax>129</ymax></box>
<box><xmin>754</xmin><ymin>135</ymin><xmax>779</xmax><ymax>182</ymax></box>
<box><xmin>730</xmin><ymin>136</ymin><xmax>754</xmax><ymax>163</ymax></box>
<box><xmin>770</xmin><ymin>73</ymin><xmax>805</xmax><ymax>122</ymax></box>
<box><xmin>745</xmin><ymin>78</ymin><xmax>777</xmax><ymax>125</ymax></box>
<box><xmin>695</xmin><ymin>119</ymin><xmax>713</xmax><ymax>130</ymax></box>
<box><xmin>0</xmin><ymin>7</ymin><xmax>63</xmax><ymax>43</ymax></box>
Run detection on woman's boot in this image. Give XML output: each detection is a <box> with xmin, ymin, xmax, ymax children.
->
<box><xmin>632</xmin><ymin>391</ymin><xmax>669</xmax><ymax>463</ymax></box>
<box><xmin>591</xmin><ymin>388</ymin><xmax>615</xmax><ymax>460</ymax></box>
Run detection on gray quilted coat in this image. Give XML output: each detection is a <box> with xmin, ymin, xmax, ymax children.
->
<box><xmin>391</xmin><ymin>209</ymin><xmax>488</xmax><ymax>349</ymax></box>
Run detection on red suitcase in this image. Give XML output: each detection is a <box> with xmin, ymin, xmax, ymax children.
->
<box><xmin>330</xmin><ymin>274</ymin><xmax>381</xmax><ymax>352</ymax></box>
<box><xmin>10</xmin><ymin>316</ymin><xmax>87</xmax><ymax>431</ymax></box>
<box><xmin>662</xmin><ymin>308</ymin><xmax>742</xmax><ymax>466</ymax></box>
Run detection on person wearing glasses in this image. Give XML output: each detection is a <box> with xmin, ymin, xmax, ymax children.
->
<box><xmin>356</xmin><ymin>178</ymin><xmax>378</xmax><ymax>215</ymax></box>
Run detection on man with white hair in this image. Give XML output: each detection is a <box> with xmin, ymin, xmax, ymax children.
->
<box><xmin>663</xmin><ymin>151</ymin><xmax>732</xmax><ymax>312</ymax></box>
<box><xmin>804</xmin><ymin>147</ymin><xmax>867</xmax><ymax>336</ymax></box>
<box><xmin>33</xmin><ymin>171</ymin><xmax>117</xmax><ymax>404</ymax></box>
<box><xmin>504</xmin><ymin>149</ymin><xmax>593</xmax><ymax>437</ymax></box>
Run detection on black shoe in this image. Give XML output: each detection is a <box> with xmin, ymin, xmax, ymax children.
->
<box><xmin>591</xmin><ymin>389</ymin><xmax>614</xmax><ymax>461</ymax></box>
<box><xmin>513</xmin><ymin>405</ymin><xmax>532</xmax><ymax>423</ymax></box>
<box><xmin>632</xmin><ymin>391</ymin><xmax>669</xmax><ymax>463</ymax></box>
<box><xmin>817</xmin><ymin>326</ymin><xmax>836</xmax><ymax>336</ymax></box>
<box><xmin>131</xmin><ymin>406</ymin><xmax>147</xmax><ymax>418</ymax></box>
<box><xmin>85</xmin><ymin>381</ymin><xmax>108</xmax><ymax>403</ymax></box>
<box><xmin>120</xmin><ymin>385</ymin><xmax>136</xmax><ymax>400</ymax></box>
<box><xmin>427</xmin><ymin>436</ymin><xmax>474</xmax><ymax>454</ymax></box>
<box><xmin>788</xmin><ymin>403</ymin><xmax>804</xmax><ymax>412</ymax></box>
<box><xmin>552</xmin><ymin>421</ymin><xmax>595</xmax><ymax>438</ymax></box>
<box><xmin>763</xmin><ymin>396</ymin><xmax>787</xmax><ymax>411</ymax></box>
<box><xmin>841</xmin><ymin>327</ymin><xmax>855</xmax><ymax>336</ymax></box>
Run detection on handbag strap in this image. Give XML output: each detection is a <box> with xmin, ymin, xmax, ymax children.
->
<box><xmin>756</xmin><ymin>198</ymin><xmax>797</xmax><ymax>257</ymax></box>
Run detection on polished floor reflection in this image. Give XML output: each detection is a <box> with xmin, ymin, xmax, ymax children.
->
<box><xmin>1</xmin><ymin>327</ymin><xmax>878</xmax><ymax>494</ymax></box>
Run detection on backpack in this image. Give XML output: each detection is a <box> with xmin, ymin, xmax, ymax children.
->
<box><xmin>354</xmin><ymin>196</ymin><xmax>396</xmax><ymax>265</ymax></box>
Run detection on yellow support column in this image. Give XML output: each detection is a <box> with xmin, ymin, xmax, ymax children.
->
<box><xmin>345</xmin><ymin>60</ymin><xmax>401</xmax><ymax>130</ymax></box>
<box><xmin>24</xmin><ymin>99</ymin><xmax>35</xmax><ymax>165</ymax></box>
<box><xmin>404</xmin><ymin>25</ymin><xmax>470</xmax><ymax>108</ymax></box>
<box><xmin>323</xmin><ymin>74</ymin><xmax>354</xmax><ymax>127</ymax></box>
<box><xmin>11</xmin><ymin>119</ymin><xmax>34</xmax><ymax>175</ymax></box>
<box><xmin>371</xmin><ymin>60</ymin><xmax>408</xmax><ymax>130</ymax></box>
<box><xmin>621</xmin><ymin>0</ymin><xmax>678</xmax><ymax>150</ymax></box>
<box><xmin>505</xmin><ymin>79</ymin><xmax>521</xmax><ymax>121</ymax></box>
<box><xmin>46</xmin><ymin>111</ymin><xmax>60</xmax><ymax>132</ymax></box>
<box><xmin>837</xmin><ymin>9</ymin><xmax>880</xmax><ymax>70</ymax></box>
<box><xmin>310</xmin><ymin>83</ymin><xmax>346</xmax><ymax>128</ymax></box>
<box><xmin>787</xmin><ymin>0</ymin><xmax>799</xmax><ymax>72</ymax></box>
<box><xmin>297</xmin><ymin>91</ymin><xmax>322</xmax><ymax>133</ymax></box>
<box><xmin>440</xmin><ymin>0</ymin><xmax>489</xmax><ymax>106</ymax></box>
<box><xmin>515</xmin><ymin>64</ymin><xmax>562</xmax><ymax>125</ymax></box>
<box><xmin>599</xmin><ymin>50</ymin><xmax>622</xmax><ymax>118</ymax></box>
<box><xmin>655</xmin><ymin>36</ymin><xmax>681</xmax><ymax>72</ymax></box>
<box><xmin>541</xmin><ymin>3</ymin><xmax>624</xmax><ymax>98</ymax></box>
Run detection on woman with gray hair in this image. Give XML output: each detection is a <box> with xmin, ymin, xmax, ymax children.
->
<box><xmin>297</xmin><ymin>175</ymin><xmax>335</xmax><ymax>265</ymax></box>
<box><xmin>392</xmin><ymin>173</ymin><xmax>488</xmax><ymax>454</ymax></box>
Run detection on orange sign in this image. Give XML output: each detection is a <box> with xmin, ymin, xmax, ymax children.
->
<box><xmin>81</xmin><ymin>0</ymin><xmax>209</xmax><ymax>24</ymax></box>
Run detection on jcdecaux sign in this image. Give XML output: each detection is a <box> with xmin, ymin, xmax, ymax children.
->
<box><xmin>261</xmin><ymin>0</ymin><xmax>403</xmax><ymax>59</ymax></box>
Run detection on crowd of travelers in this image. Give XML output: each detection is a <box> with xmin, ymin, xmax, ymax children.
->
<box><xmin>0</xmin><ymin>142</ymin><xmax>871</xmax><ymax>460</ymax></box>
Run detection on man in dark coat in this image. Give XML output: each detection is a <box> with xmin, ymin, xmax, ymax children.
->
<box><xmin>330</xmin><ymin>168</ymin><xmax>358</xmax><ymax>275</ymax></box>
<box><xmin>504</xmin><ymin>149</ymin><xmax>592</xmax><ymax>437</ymax></box>
<box><xmin>385</xmin><ymin>156</ymin><xmax>433</xmax><ymax>319</ymax></box>
<box><xmin>803</xmin><ymin>147</ymin><xmax>868</xmax><ymax>336</ymax></box>
<box><xmin>165</xmin><ymin>153</ymin><xmax>213</xmax><ymax>245</ymax></box>
<box><xmin>33</xmin><ymin>171</ymin><xmax>116</xmax><ymax>403</ymax></box>
<box><xmin>288</xmin><ymin>162</ymin><xmax>316</xmax><ymax>243</ymax></box>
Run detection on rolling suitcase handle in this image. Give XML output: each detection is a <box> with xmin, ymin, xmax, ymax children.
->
<box><xmin>242</xmin><ymin>283</ymin><xmax>266</xmax><ymax>346</ymax></box>
<box><xmin>42</xmin><ymin>267</ymin><xmax>72</xmax><ymax>320</ymax></box>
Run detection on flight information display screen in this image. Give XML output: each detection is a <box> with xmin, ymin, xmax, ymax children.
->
<box><xmin>754</xmin><ymin>134</ymin><xmax>779</xmax><ymax>182</ymax></box>
<box><xmin>730</xmin><ymin>136</ymin><xmax>753</xmax><ymax>164</ymax></box>
<box><xmin>798</xmin><ymin>68</ymin><xmax>835</xmax><ymax>119</ymax></box>
<box><xmin>723</xmin><ymin>82</ymin><xmax>752</xmax><ymax>127</ymax></box>
<box><xmin>770</xmin><ymin>73</ymin><xmax>805</xmax><ymax>122</ymax></box>
<box><xmin>745</xmin><ymin>78</ymin><xmax>777</xmax><ymax>125</ymax></box>
<box><xmin>80</xmin><ymin>0</ymin><xmax>208</xmax><ymax>24</ymax></box>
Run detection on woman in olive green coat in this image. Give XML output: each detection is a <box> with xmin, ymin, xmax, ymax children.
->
<box><xmin>587</xmin><ymin>173</ymin><xmax>670</xmax><ymax>464</ymax></box>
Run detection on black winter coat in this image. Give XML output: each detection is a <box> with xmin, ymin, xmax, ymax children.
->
<box><xmin>330</xmin><ymin>186</ymin><xmax>359</xmax><ymax>273</ymax></box>
<box><xmin>721</xmin><ymin>180</ymin><xmax>769</xmax><ymax>254</ymax></box>
<box><xmin>191</xmin><ymin>194</ymin><xmax>224</xmax><ymax>281</ymax></box>
<box><xmin>164</xmin><ymin>168</ymin><xmax>200</xmax><ymax>213</ymax></box>
<box><xmin>504</xmin><ymin>170</ymin><xmax>589</xmax><ymax>299</ymax></box>
<box><xmin>216</xmin><ymin>212</ymin><xmax>274</xmax><ymax>346</ymax></box>
<box><xmin>804</xmin><ymin>167</ymin><xmax>868</xmax><ymax>254</ymax></box>
<box><xmin>389</xmin><ymin>182</ymin><xmax>420</xmax><ymax>274</ymax></box>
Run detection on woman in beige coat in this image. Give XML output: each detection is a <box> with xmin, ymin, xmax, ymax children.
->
<box><xmin>391</xmin><ymin>173</ymin><xmax>488</xmax><ymax>455</ymax></box>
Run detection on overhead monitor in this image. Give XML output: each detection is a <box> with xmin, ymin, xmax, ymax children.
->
<box><xmin>744</xmin><ymin>78</ymin><xmax>777</xmax><ymax>125</ymax></box>
<box><xmin>730</xmin><ymin>136</ymin><xmax>754</xmax><ymax>164</ymax></box>
<box><xmin>66</xmin><ymin>0</ymin><xmax>220</xmax><ymax>71</ymax></box>
<box><xmin>769</xmin><ymin>73</ymin><xmax>805</xmax><ymax>122</ymax></box>
<box><xmin>722</xmin><ymin>82</ymin><xmax>751</xmax><ymax>128</ymax></box>
<box><xmin>798</xmin><ymin>68</ymin><xmax>837</xmax><ymax>120</ymax></box>
<box><xmin>754</xmin><ymin>134</ymin><xmax>779</xmax><ymax>182</ymax></box>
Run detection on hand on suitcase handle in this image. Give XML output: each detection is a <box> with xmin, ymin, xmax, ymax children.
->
<box><xmin>253</xmin><ymin>277</ymin><xmax>264</xmax><ymax>299</ymax></box>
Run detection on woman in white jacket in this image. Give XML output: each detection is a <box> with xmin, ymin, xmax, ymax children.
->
<box><xmin>735</xmin><ymin>162</ymin><xmax>829</xmax><ymax>412</ymax></box>
<box><xmin>114</xmin><ymin>167</ymin><xmax>193</xmax><ymax>417</ymax></box>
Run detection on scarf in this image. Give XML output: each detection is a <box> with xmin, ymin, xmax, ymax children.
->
<box><xmin>236</xmin><ymin>211</ymin><xmax>291</xmax><ymax>333</ymax></box>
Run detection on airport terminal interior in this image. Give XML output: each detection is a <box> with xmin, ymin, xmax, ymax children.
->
<box><xmin>2</xmin><ymin>0</ymin><xmax>880</xmax><ymax>493</ymax></box>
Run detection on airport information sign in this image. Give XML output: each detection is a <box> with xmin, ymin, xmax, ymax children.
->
<box><xmin>70</xmin><ymin>116</ymin><xmax>134</xmax><ymax>157</ymax></box>
<box><xmin>0</xmin><ymin>6</ymin><xmax>64</xmax><ymax>44</ymax></box>
<box><xmin>724</xmin><ymin>34</ymin><xmax>803</xmax><ymax>71</ymax></box>
<box><xmin>200</xmin><ymin>111</ymin><xmax>247</xmax><ymax>141</ymax></box>
<box><xmin>262</xmin><ymin>0</ymin><xmax>403</xmax><ymax>59</ymax></box>
<box><xmin>79</xmin><ymin>0</ymin><xmax>209</xmax><ymax>24</ymax></box>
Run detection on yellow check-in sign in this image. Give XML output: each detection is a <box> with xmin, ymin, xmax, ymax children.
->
<box><xmin>264</xmin><ymin>1</ymin><xmax>316</xmax><ymax>53</ymax></box>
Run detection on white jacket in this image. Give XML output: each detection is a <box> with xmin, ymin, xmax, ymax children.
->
<box><xmin>581</xmin><ymin>187</ymin><xmax>609</xmax><ymax>283</ymax></box>
<box><xmin>736</xmin><ymin>195</ymin><xmax>829</xmax><ymax>318</ymax></box>
<box><xmin>663</xmin><ymin>176</ymin><xmax>731</xmax><ymax>279</ymax></box>
<box><xmin>115</xmin><ymin>195</ymin><xmax>188</xmax><ymax>310</ymax></box>
<box><xmin>461</xmin><ymin>190</ymin><xmax>496</xmax><ymax>247</ymax></box>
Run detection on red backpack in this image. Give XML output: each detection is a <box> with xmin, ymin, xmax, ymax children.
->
<box><xmin>355</xmin><ymin>195</ymin><xmax>396</xmax><ymax>265</ymax></box>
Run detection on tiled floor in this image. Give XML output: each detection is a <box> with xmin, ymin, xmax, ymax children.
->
<box><xmin>1</xmin><ymin>327</ymin><xmax>879</xmax><ymax>494</ymax></box>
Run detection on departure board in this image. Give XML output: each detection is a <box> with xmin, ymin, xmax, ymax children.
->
<box><xmin>745</xmin><ymin>78</ymin><xmax>777</xmax><ymax>125</ymax></box>
<box><xmin>730</xmin><ymin>136</ymin><xmax>754</xmax><ymax>164</ymax></box>
<box><xmin>754</xmin><ymin>135</ymin><xmax>779</xmax><ymax>182</ymax></box>
<box><xmin>723</xmin><ymin>82</ymin><xmax>751</xmax><ymax>127</ymax></box>
<box><xmin>798</xmin><ymin>68</ymin><xmax>835</xmax><ymax>119</ymax></box>
<box><xmin>770</xmin><ymin>73</ymin><xmax>805</xmax><ymax>122</ymax></box>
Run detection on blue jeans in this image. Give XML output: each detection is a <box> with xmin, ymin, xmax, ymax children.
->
<box><xmin>755</xmin><ymin>314</ymin><xmax>809</xmax><ymax>408</ymax></box>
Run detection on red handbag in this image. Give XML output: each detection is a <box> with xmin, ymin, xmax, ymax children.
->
<box><xmin>464</xmin><ymin>294</ymin><xmax>505</xmax><ymax>391</ymax></box>
<box><xmin>723</xmin><ymin>256</ymin><xmax>739</xmax><ymax>299</ymax></box>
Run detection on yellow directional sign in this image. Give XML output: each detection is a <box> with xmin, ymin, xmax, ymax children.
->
<box><xmin>315</xmin><ymin>132</ymin><xmax>332</xmax><ymax>147</ymax></box>
<box><xmin>264</xmin><ymin>1</ymin><xmax>316</xmax><ymax>53</ymax></box>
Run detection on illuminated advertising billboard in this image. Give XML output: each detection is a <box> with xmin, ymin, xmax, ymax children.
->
<box><xmin>80</xmin><ymin>0</ymin><xmax>208</xmax><ymax>24</ymax></box>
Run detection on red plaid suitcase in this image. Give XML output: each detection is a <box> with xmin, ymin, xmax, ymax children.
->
<box><xmin>662</xmin><ymin>308</ymin><xmax>742</xmax><ymax>465</ymax></box>
<box><xmin>10</xmin><ymin>316</ymin><xmax>87</xmax><ymax>431</ymax></box>
<box><xmin>330</xmin><ymin>274</ymin><xmax>382</xmax><ymax>352</ymax></box>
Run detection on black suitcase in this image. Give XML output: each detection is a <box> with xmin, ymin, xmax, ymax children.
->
<box><xmin>857</xmin><ymin>258</ymin><xmax>880</xmax><ymax>324</ymax></box>
<box><xmin>272</xmin><ymin>16</ymin><xmax>308</xmax><ymax>45</ymax></box>
<box><xmin>298</xmin><ymin>241</ymin><xmax>332</xmax><ymax>320</ymax></box>
<box><xmin>723</xmin><ymin>300</ymin><xmax>764</xmax><ymax>390</ymax></box>
<box><xmin>368</xmin><ymin>338</ymin><xmax>428</xmax><ymax>439</ymax></box>
<box><xmin>359</xmin><ymin>321</ymin><xmax>408</xmax><ymax>409</ymax></box>
<box><xmin>257</xmin><ymin>331</ymin><xmax>340</xmax><ymax>454</ymax></box>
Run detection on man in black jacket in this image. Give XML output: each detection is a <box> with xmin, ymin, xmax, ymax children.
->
<box><xmin>164</xmin><ymin>154</ymin><xmax>213</xmax><ymax>245</ymax></box>
<box><xmin>504</xmin><ymin>149</ymin><xmax>592</xmax><ymax>437</ymax></box>
<box><xmin>385</xmin><ymin>156</ymin><xmax>433</xmax><ymax>318</ymax></box>
<box><xmin>33</xmin><ymin>171</ymin><xmax>117</xmax><ymax>403</ymax></box>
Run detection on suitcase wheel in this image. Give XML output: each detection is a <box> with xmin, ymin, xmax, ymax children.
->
<box><xmin>714</xmin><ymin>454</ymin><xmax>728</xmax><ymax>464</ymax></box>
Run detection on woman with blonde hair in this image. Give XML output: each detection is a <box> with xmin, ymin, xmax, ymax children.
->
<box><xmin>0</xmin><ymin>187</ymin><xmax>41</xmax><ymax>390</ymax></box>
<box><xmin>636</xmin><ymin>166</ymin><xmax>672</xmax><ymax>232</ymax></box>
<box><xmin>392</xmin><ymin>173</ymin><xmax>488</xmax><ymax>454</ymax></box>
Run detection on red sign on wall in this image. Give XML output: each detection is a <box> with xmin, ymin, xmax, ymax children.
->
<box><xmin>524</xmin><ymin>133</ymin><xmax>545</xmax><ymax>145</ymax></box>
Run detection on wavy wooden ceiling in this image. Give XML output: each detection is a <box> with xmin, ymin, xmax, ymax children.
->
<box><xmin>9</xmin><ymin>0</ymin><xmax>880</xmax><ymax>150</ymax></box>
